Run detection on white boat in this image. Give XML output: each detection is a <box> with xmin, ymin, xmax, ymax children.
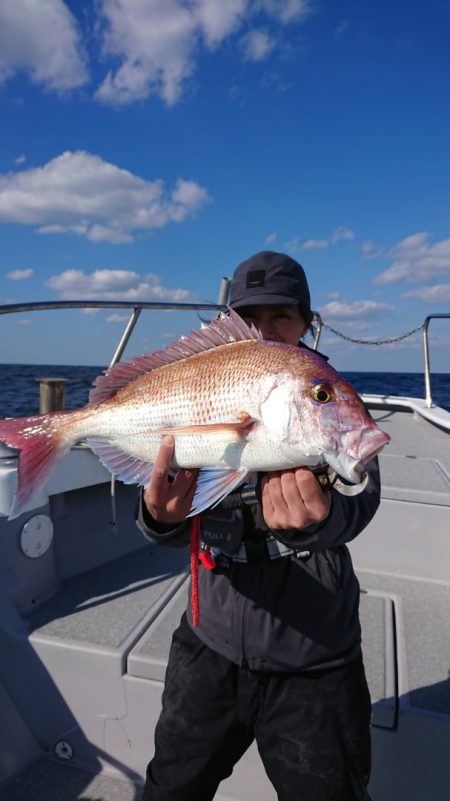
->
<box><xmin>0</xmin><ymin>299</ymin><xmax>449</xmax><ymax>801</ymax></box>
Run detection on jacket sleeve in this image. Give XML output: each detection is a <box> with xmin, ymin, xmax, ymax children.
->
<box><xmin>268</xmin><ymin>456</ymin><xmax>381</xmax><ymax>552</ymax></box>
<box><xmin>136</xmin><ymin>488</ymin><xmax>192</xmax><ymax>547</ymax></box>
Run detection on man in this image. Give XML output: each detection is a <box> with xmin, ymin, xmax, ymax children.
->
<box><xmin>137</xmin><ymin>251</ymin><xmax>376</xmax><ymax>801</ymax></box>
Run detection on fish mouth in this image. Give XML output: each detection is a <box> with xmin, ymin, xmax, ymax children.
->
<box><xmin>357</xmin><ymin>427</ymin><xmax>390</xmax><ymax>461</ymax></box>
<box><xmin>313</xmin><ymin>457</ymin><xmax>363</xmax><ymax>487</ymax></box>
<box><xmin>360</xmin><ymin>440</ymin><xmax>389</xmax><ymax>465</ymax></box>
<box><xmin>326</xmin><ymin>456</ymin><xmax>365</xmax><ymax>485</ymax></box>
<box><xmin>324</xmin><ymin>437</ymin><xmax>390</xmax><ymax>486</ymax></box>
<box><xmin>330</xmin><ymin>426</ymin><xmax>391</xmax><ymax>483</ymax></box>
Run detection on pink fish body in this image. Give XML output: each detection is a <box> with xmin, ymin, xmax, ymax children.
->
<box><xmin>0</xmin><ymin>310</ymin><xmax>390</xmax><ymax>519</ymax></box>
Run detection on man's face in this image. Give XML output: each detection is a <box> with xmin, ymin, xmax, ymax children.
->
<box><xmin>237</xmin><ymin>304</ymin><xmax>307</xmax><ymax>345</ymax></box>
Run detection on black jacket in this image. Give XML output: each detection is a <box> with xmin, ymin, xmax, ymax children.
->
<box><xmin>136</xmin><ymin>457</ymin><xmax>381</xmax><ymax>672</ymax></box>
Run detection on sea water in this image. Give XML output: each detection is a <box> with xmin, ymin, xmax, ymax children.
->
<box><xmin>0</xmin><ymin>364</ymin><xmax>449</xmax><ymax>418</ymax></box>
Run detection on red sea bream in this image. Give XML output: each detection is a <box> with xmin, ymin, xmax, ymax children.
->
<box><xmin>0</xmin><ymin>310</ymin><xmax>390</xmax><ymax>519</ymax></box>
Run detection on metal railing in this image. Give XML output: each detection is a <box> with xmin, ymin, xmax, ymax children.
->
<box><xmin>0</xmin><ymin>301</ymin><xmax>448</xmax><ymax>409</ymax></box>
<box><xmin>422</xmin><ymin>314</ymin><xmax>450</xmax><ymax>408</ymax></box>
<box><xmin>0</xmin><ymin>299</ymin><xmax>227</xmax><ymax>368</ymax></box>
<box><xmin>312</xmin><ymin>311</ymin><xmax>449</xmax><ymax>409</ymax></box>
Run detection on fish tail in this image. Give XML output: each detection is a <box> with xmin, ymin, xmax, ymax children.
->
<box><xmin>0</xmin><ymin>412</ymin><xmax>76</xmax><ymax>519</ymax></box>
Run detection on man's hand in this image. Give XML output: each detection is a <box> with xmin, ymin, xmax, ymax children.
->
<box><xmin>143</xmin><ymin>436</ymin><xmax>198</xmax><ymax>525</ymax></box>
<box><xmin>261</xmin><ymin>466</ymin><xmax>331</xmax><ymax>530</ymax></box>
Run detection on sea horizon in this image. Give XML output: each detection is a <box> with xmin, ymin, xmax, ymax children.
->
<box><xmin>1</xmin><ymin>363</ymin><xmax>449</xmax><ymax>418</ymax></box>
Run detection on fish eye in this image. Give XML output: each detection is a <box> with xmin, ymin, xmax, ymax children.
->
<box><xmin>311</xmin><ymin>384</ymin><xmax>334</xmax><ymax>403</ymax></box>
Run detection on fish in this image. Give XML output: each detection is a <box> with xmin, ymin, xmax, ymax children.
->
<box><xmin>0</xmin><ymin>309</ymin><xmax>390</xmax><ymax>519</ymax></box>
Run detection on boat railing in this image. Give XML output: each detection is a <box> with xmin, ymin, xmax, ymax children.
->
<box><xmin>0</xmin><ymin>301</ymin><xmax>448</xmax><ymax>409</ymax></box>
<box><xmin>0</xmin><ymin>299</ymin><xmax>227</xmax><ymax>367</ymax></box>
<box><xmin>312</xmin><ymin>311</ymin><xmax>450</xmax><ymax>410</ymax></box>
<box><xmin>422</xmin><ymin>314</ymin><xmax>450</xmax><ymax>408</ymax></box>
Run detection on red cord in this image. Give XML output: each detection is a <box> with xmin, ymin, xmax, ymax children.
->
<box><xmin>190</xmin><ymin>516</ymin><xmax>216</xmax><ymax>628</ymax></box>
<box><xmin>190</xmin><ymin>516</ymin><xmax>201</xmax><ymax>627</ymax></box>
<box><xmin>199</xmin><ymin>547</ymin><xmax>217</xmax><ymax>570</ymax></box>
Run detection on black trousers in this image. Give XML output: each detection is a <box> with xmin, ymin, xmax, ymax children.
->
<box><xmin>141</xmin><ymin>614</ymin><xmax>372</xmax><ymax>801</ymax></box>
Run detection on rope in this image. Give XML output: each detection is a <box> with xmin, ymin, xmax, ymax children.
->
<box><xmin>321</xmin><ymin>322</ymin><xmax>424</xmax><ymax>346</ymax></box>
<box><xmin>190</xmin><ymin>516</ymin><xmax>201</xmax><ymax>627</ymax></box>
<box><xmin>190</xmin><ymin>516</ymin><xmax>216</xmax><ymax>628</ymax></box>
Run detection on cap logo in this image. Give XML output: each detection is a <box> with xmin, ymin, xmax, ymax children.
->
<box><xmin>246</xmin><ymin>269</ymin><xmax>265</xmax><ymax>288</ymax></box>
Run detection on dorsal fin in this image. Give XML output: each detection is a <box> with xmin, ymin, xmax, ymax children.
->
<box><xmin>89</xmin><ymin>308</ymin><xmax>261</xmax><ymax>404</ymax></box>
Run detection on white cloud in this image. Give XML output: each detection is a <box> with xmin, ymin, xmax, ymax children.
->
<box><xmin>82</xmin><ymin>308</ymin><xmax>101</xmax><ymax>316</ymax></box>
<box><xmin>106</xmin><ymin>313</ymin><xmax>132</xmax><ymax>323</ymax></box>
<box><xmin>374</xmin><ymin>232</ymin><xmax>450</xmax><ymax>284</ymax></box>
<box><xmin>302</xmin><ymin>238</ymin><xmax>329</xmax><ymax>250</ymax></box>
<box><xmin>319</xmin><ymin>300</ymin><xmax>394</xmax><ymax>319</ymax></box>
<box><xmin>46</xmin><ymin>269</ymin><xmax>197</xmax><ymax>302</ymax></box>
<box><xmin>284</xmin><ymin>236</ymin><xmax>302</xmax><ymax>253</ymax></box>
<box><xmin>15</xmin><ymin>154</ymin><xmax>27</xmax><ymax>165</ymax></box>
<box><xmin>259</xmin><ymin>68</ymin><xmax>293</xmax><ymax>93</ymax></box>
<box><xmin>0</xmin><ymin>0</ymin><xmax>316</xmax><ymax>105</ymax></box>
<box><xmin>285</xmin><ymin>227</ymin><xmax>355</xmax><ymax>252</ymax></box>
<box><xmin>333</xmin><ymin>19</ymin><xmax>349</xmax><ymax>40</ymax></box>
<box><xmin>94</xmin><ymin>0</ymin><xmax>314</xmax><ymax>105</ymax></box>
<box><xmin>330</xmin><ymin>226</ymin><xmax>354</xmax><ymax>243</ymax></box>
<box><xmin>241</xmin><ymin>29</ymin><xmax>276</xmax><ymax>61</ymax></box>
<box><xmin>334</xmin><ymin>319</ymin><xmax>377</xmax><ymax>332</ymax></box>
<box><xmin>361</xmin><ymin>240</ymin><xmax>384</xmax><ymax>259</ymax></box>
<box><xmin>0</xmin><ymin>0</ymin><xmax>88</xmax><ymax>92</ymax></box>
<box><xmin>6</xmin><ymin>268</ymin><xmax>34</xmax><ymax>280</ymax></box>
<box><xmin>0</xmin><ymin>151</ymin><xmax>211</xmax><ymax>243</ymax></box>
<box><xmin>401</xmin><ymin>283</ymin><xmax>450</xmax><ymax>303</ymax></box>
<box><xmin>428</xmin><ymin>330</ymin><xmax>450</xmax><ymax>348</ymax></box>
<box><xmin>265</xmin><ymin>232</ymin><xmax>277</xmax><ymax>244</ymax></box>
<box><xmin>194</xmin><ymin>0</ymin><xmax>247</xmax><ymax>47</ymax></box>
<box><xmin>95</xmin><ymin>0</ymin><xmax>198</xmax><ymax>106</ymax></box>
<box><xmin>94</xmin><ymin>0</ymin><xmax>250</xmax><ymax>106</ymax></box>
<box><xmin>256</xmin><ymin>0</ymin><xmax>312</xmax><ymax>24</ymax></box>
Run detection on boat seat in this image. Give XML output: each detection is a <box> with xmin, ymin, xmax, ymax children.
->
<box><xmin>127</xmin><ymin>581</ymin><xmax>400</xmax><ymax>728</ymax></box>
<box><xmin>127</xmin><ymin>579</ymin><xmax>190</xmax><ymax>682</ymax></box>
<box><xmin>378</xmin><ymin>452</ymin><xmax>450</xmax><ymax>506</ymax></box>
<box><xmin>359</xmin><ymin>591</ymin><xmax>397</xmax><ymax>728</ymax></box>
<box><xmin>358</xmin><ymin>571</ymin><xmax>450</xmax><ymax>719</ymax></box>
<box><xmin>26</xmin><ymin>544</ymin><xmax>189</xmax><ymax>655</ymax></box>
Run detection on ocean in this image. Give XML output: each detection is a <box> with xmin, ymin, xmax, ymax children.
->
<box><xmin>0</xmin><ymin>363</ymin><xmax>449</xmax><ymax>418</ymax></box>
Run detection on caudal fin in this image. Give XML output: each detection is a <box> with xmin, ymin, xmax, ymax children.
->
<box><xmin>0</xmin><ymin>412</ymin><xmax>73</xmax><ymax>519</ymax></box>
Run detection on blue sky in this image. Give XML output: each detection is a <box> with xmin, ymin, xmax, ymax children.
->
<box><xmin>1</xmin><ymin>0</ymin><xmax>449</xmax><ymax>373</ymax></box>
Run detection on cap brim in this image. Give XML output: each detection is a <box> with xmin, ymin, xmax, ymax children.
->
<box><xmin>230</xmin><ymin>294</ymin><xmax>300</xmax><ymax>309</ymax></box>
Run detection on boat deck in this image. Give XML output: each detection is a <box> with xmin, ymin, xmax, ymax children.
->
<box><xmin>0</xmin><ymin>761</ymin><xmax>138</xmax><ymax>801</ymax></box>
<box><xmin>0</xmin><ymin>400</ymin><xmax>449</xmax><ymax>801</ymax></box>
<box><xmin>371</xmin><ymin>403</ymin><xmax>450</xmax><ymax>505</ymax></box>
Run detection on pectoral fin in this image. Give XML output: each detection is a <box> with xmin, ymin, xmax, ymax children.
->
<box><xmin>157</xmin><ymin>414</ymin><xmax>255</xmax><ymax>443</ymax></box>
<box><xmin>188</xmin><ymin>467</ymin><xmax>249</xmax><ymax>516</ymax></box>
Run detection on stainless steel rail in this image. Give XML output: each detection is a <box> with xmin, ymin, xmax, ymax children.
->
<box><xmin>422</xmin><ymin>314</ymin><xmax>450</xmax><ymax>408</ymax></box>
<box><xmin>0</xmin><ymin>300</ymin><xmax>227</xmax><ymax>368</ymax></box>
<box><xmin>0</xmin><ymin>302</ymin><xmax>448</xmax><ymax>408</ymax></box>
<box><xmin>0</xmin><ymin>301</ymin><xmax>224</xmax><ymax>314</ymax></box>
<box><xmin>311</xmin><ymin>312</ymin><xmax>450</xmax><ymax>409</ymax></box>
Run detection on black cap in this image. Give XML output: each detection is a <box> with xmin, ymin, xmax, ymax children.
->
<box><xmin>229</xmin><ymin>251</ymin><xmax>311</xmax><ymax>310</ymax></box>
